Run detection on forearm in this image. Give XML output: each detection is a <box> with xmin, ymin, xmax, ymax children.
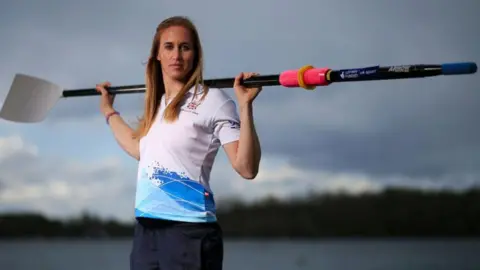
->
<box><xmin>107</xmin><ymin>113</ymin><xmax>140</xmax><ymax>160</ymax></box>
<box><xmin>235</xmin><ymin>102</ymin><xmax>261</xmax><ymax>179</ymax></box>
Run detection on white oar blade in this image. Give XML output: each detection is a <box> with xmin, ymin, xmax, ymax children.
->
<box><xmin>0</xmin><ymin>74</ymin><xmax>63</xmax><ymax>123</ymax></box>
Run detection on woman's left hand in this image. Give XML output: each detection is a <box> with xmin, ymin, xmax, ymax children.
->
<box><xmin>233</xmin><ymin>72</ymin><xmax>263</xmax><ymax>106</ymax></box>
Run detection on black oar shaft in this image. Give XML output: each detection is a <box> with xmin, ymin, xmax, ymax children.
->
<box><xmin>61</xmin><ymin>62</ymin><xmax>477</xmax><ymax>98</ymax></box>
<box><xmin>62</xmin><ymin>75</ymin><xmax>280</xmax><ymax>97</ymax></box>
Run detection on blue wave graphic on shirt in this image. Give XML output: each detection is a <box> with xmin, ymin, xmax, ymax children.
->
<box><xmin>135</xmin><ymin>166</ymin><xmax>216</xmax><ymax>220</ymax></box>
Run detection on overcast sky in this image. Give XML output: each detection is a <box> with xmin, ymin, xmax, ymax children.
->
<box><xmin>0</xmin><ymin>0</ymin><xmax>479</xmax><ymax>222</ymax></box>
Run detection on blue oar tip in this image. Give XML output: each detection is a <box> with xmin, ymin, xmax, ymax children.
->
<box><xmin>442</xmin><ymin>62</ymin><xmax>477</xmax><ymax>75</ymax></box>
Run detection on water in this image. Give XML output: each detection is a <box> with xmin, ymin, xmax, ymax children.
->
<box><xmin>0</xmin><ymin>239</ymin><xmax>478</xmax><ymax>270</ymax></box>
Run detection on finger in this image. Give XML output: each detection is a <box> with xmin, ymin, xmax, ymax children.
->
<box><xmin>96</xmin><ymin>82</ymin><xmax>112</xmax><ymax>95</ymax></box>
<box><xmin>101</xmin><ymin>82</ymin><xmax>112</xmax><ymax>93</ymax></box>
<box><xmin>244</xmin><ymin>72</ymin><xmax>259</xmax><ymax>79</ymax></box>
<box><xmin>104</xmin><ymin>82</ymin><xmax>113</xmax><ymax>96</ymax></box>
<box><xmin>96</xmin><ymin>85</ymin><xmax>108</xmax><ymax>96</ymax></box>
<box><xmin>97</xmin><ymin>81</ymin><xmax>111</xmax><ymax>88</ymax></box>
<box><xmin>95</xmin><ymin>84</ymin><xmax>104</xmax><ymax>93</ymax></box>
<box><xmin>234</xmin><ymin>72</ymin><xmax>244</xmax><ymax>87</ymax></box>
<box><xmin>242</xmin><ymin>72</ymin><xmax>253</xmax><ymax>79</ymax></box>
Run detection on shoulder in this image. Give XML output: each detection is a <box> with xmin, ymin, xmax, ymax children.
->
<box><xmin>200</xmin><ymin>87</ymin><xmax>238</xmax><ymax>113</ymax></box>
<box><xmin>204</xmin><ymin>87</ymin><xmax>236</xmax><ymax>105</ymax></box>
<box><xmin>197</xmin><ymin>87</ymin><xmax>239</xmax><ymax>123</ymax></box>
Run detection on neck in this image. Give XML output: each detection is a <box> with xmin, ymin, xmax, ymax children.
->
<box><xmin>163</xmin><ymin>77</ymin><xmax>186</xmax><ymax>99</ymax></box>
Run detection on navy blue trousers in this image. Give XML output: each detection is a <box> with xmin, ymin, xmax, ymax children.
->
<box><xmin>130</xmin><ymin>218</ymin><xmax>224</xmax><ymax>270</ymax></box>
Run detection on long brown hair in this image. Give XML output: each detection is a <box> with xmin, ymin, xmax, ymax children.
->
<box><xmin>133</xmin><ymin>16</ymin><xmax>206</xmax><ymax>139</ymax></box>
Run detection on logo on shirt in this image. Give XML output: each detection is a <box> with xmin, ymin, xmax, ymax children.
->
<box><xmin>181</xmin><ymin>99</ymin><xmax>201</xmax><ymax>115</ymax></box>
<box><xmin>228</xmin><ymin>120</ymin><xmax>240</xmax><ymax>129</ymax></box>
<box><xmin>187</xmin><ymin>101</ymin><xmax>199</xmax><ymax>110</ymax></box>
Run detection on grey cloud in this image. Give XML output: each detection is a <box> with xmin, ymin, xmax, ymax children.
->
<box><xmin>0</xmin><ymin>135</ymin><xmax>139</xmax><ymax>220</ymax></box>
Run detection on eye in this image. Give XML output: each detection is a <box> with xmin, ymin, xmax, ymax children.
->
<box><xmin>163</xmin><ymin>43</ymin><xmax>174</xmax><ymax>50</ymax></box>
<box><xmin>180</xmin><ymin>44</ymin><xmax>191</xmax><ymax>51</ymax></box>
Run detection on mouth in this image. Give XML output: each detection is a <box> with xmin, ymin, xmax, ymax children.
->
<box><xmin>169</xmin><ymin>64</ymin><xmax>183</xmax><ymax>69</ymax></box>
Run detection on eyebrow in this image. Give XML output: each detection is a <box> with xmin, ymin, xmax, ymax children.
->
<box><xmin>162</xmin><ymin>41</ymin><xmax>192</xmax><ymax>45</ymax></box>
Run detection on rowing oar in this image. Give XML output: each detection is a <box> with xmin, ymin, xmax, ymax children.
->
<box><xmin>0</xmin><ymin>62</ymin><xmax>476</xmax><ymax>123</ymax></box>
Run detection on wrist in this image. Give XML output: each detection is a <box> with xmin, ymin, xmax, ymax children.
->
<box><xmin>103</xmin><ymin>108</ymin><xmax>116</xmax><ymax>117</ymax></box>
<box><xmin>239</xmin><ymin>101</ymin><xmax>253</xmax><ymax>111</ymax></box>
<box><xmin>105</xmin><ymin>110</ymin><xmax>120</xmax><ymax>125</ymax></box>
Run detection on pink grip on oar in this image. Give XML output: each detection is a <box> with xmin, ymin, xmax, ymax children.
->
<box><xmin>279</xmin><ymin>67</ymin><xmax>331</xmax><ymax>88</ymax></box>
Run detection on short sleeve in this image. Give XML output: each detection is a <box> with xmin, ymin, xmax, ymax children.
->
<box><xmin>212</xmin><ymin>99</ymin><xmax>241</xmax><ymax>145</ymax></box>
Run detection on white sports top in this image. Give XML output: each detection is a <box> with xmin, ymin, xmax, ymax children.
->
<box><xmin>134</xmin><ymin>85</ymin><xmax>241</xmax><ymax>223</ymax></box>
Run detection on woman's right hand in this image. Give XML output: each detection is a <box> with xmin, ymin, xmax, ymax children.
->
<box><xmin>95</xmin><ymin>81</ymin><xmax>116</xmax><ymax>116</ymax></box>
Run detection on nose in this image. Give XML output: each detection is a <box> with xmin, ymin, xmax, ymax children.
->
<box><xmin>172</xmin><ymin>47</ymin><xmax>182</xmax><ymax>60</ymax></box>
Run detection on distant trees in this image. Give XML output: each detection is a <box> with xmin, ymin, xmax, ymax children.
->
<box><xmin>0</xmin><ymin>187</ymin><xmax>479</xmax><ymax>239</ymax></box>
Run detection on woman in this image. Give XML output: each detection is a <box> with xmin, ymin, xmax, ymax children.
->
<box><xmin>95</xmin><ymin>16</ymin><xmax>262</xmax><ymax>270</ymax></box>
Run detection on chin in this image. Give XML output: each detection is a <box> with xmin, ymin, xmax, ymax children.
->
<box><xmin>167</xmin><ymin>69</ymin><xmax>190</xmax><ymax>81</ymax></box>
<box><xmin>169</xmin><ymin>73</ymin><xmax>187</xmax><ymax>81</ymax></box>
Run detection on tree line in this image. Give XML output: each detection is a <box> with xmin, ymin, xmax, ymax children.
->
<box><xmin>0</xmin><ymin>187</ymin><xmax>479</xmax><ymax>239</ymax></box>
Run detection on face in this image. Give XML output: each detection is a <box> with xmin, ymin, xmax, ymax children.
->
<box><xmin>157</xmin><ymin>25</ymin><xmax>196</xmax><ymax>82</ymax></box>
